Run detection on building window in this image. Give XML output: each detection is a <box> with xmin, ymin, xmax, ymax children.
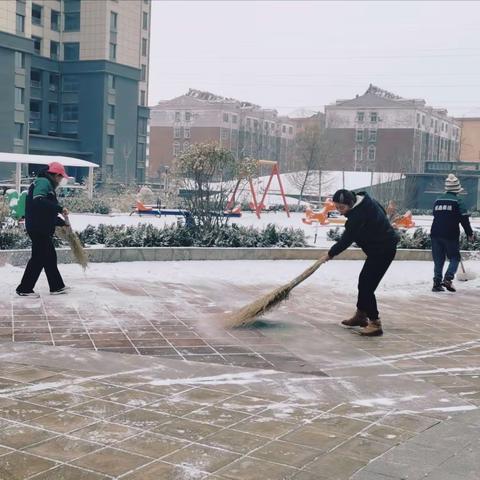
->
<box><xmin>107</xmin><ymin>134</ymin><xmax>115</xmax><ymax>149</ymax></box>
<box><xmin>142</xmin><ymin>38</ymin><xmax>147</xmax><ymax>56</ymax></box>
<box><xmin>184</xmin><ymin>127</ymin><xmax>190</xmax><ymax>139</ymax></box>
<box><xmin>221</xmin><ymin>129</ymin><xmax>229</xmax><ymax>140</ymax></box>
<box><xmin>356</xmin><ymin>111</ymin><xmax>365</xmax><ymax>122</ymax></box>
<box><xmin>138</xmin><ymin>117</ymin><xmax>147</xmax><ymax>135</ymax></box>
<box><xmin>64</xmin><ymin>12</ymin><xmax>80</xmax><ymax>31</ymax></box>
<box><xmin>140</xmin><ymin>90</ymin><xmax>146</xmax><ymax>106</ymax></box>
<box><xmin>64</xmin><ymin>42</ymin><xmax>79</xmax><ymax>60</ymax></box>
<box><xmin>15</xmin><ymin>51</ymin><xmax>25</xmax><ymax>69</ymax></box>
<box><xmin>51</xmin><ymin>10</ymin><xmax>60</xmax><ymax>31</ymax></box>
<box><xmin>370</xmin><ymin>112</ymin><xmax>378</xmax><ymax>123</ymax></box>
<box><xmin>29</xmin><ymin>100</ymin><xmax>41</xmax><ymax>132</ymax></box>
<box><xmin>48</xmin><ymin>103</ymin><xmax>58</xmax><ymax>133</ymax></box>
<box><xmin>183</xmin><ymin>141</ymin><xmax>189</xmax><ymax>151</ymax></box>
<box><xmin>62</xmin><ymin>104</ymin><xmax>79</xmax><ymax>121</ymax></box>
<box><xmin>50</xmin><ymin>40</ymin><xmax>59</xmax><ymax>60</ymax></box>
<box><xmin>32</xmin><ymin>3</ymin><xmax>42</xmax><ymax>25</ymax></box>
<box><xmin>246</xmin><ymin>118</ymin><xmax>251</xmax><ymax>128</ymax></box>
<box><xmin>289</xmin><ymin>126</ymin><xmax>293</xmax><ymax>134</ymax></box>
<box><xmin>185</xmin><ymin>111</ymin><xmax>191</xmax><ymax>122</ymax></box>
<box><xmin>173</xmin><ymin>141</ymin><xmax>180</xmax><ymax>156</ymax></box>
<box><xmin>49</xmin><ymin>73</ymin><xmax>59</xmax><ymax>92</ymax></box>
<box><xmin>356</xmin><ymin>129</ymin><xmax>364</xmax><ymax>142</ymax></box>
<box><xmin>30</xmin><ymin>69</ymin><xmax>41</xmax><ymax>88</ymax></box>
<box><xmin>32</xmin><ymin>36</ymin><xmax>42</xmax><ymax>55</ymax></box>
<box><xmin>108</xmin><ymin>74</ymin><xmax>115</xmax><ymax>90</ymax></box>
<box><xmin>108</xmin><ymin>104</ymin><xmax>115</xmax><ymax>120</ymax></box>
<box><xmin>282</xmin><ymin>125</ymin><xmax>286</xmax><ymax>133</ymax></box>
<box><xmin>16</xmin><ymin>14</ymin><xmax>25</xmax><ymax>34</ymax></box>
<box><xmin>232</xmin><ymin>114</ymin><xmax>237</xmax><ymax>124</ymax></box>
<box><xmin>63</xmin><ymin>75</ymin><xmax>79</xmax><ymax>92</ymax></box>
<box><xmin>434</xmin><ymin>119</ymin><xmax>438</xmax><ymax>132</ymax></box>
<box><xmin>174</xmin><ymin>127</ymin><xmax>181</xmax><ymax>138</ymax></box>
<box><xmin>368</xmin><ymin>145</ymin><xmax>376</xmax><ymax>161</ymax></box>
<box><xmin>223</xmin><ymin>113</ymin><xmax>229</xmax><ymax>122</ymax></box>
<box><xmin>15</xmin><ymin>87</ymin><xmax>24</xmax><ymax>106</ymax></box>
<box><xmin>15</xmin><ymin>123</ymin><xmax>24</xmax><ymax>140</ymax></box>
<box><xmin>141</xmin><ymin>64</ymin><xmax>147</xmax><ymax>81</ymax></box>
<box><xmin>109</xmin><ymin>43</ymin><xmax>116</xmax><ymax>61</ymax></box>
<box><xmin>110</xmin><ymin>11</ymin><xmax>118</xmax><ymax>30</ymax></box>
<box><xmin>368</xmin><ymin>129</ymin><xmax>377</xmax><ymax>143</ymax></box>
<box><xmin>355</xmin><ymin>148</ymin><xmax>363</xmax><ymax>163</ymax></box>
<box><xmin>422</xmin><ymin>114</ymin><xmax>425</xmax><ymax>125</ymax></box>
<box><xmin>142</xmin><ymin>12</ymin><xmax>148</xmax><ymax>29</ymax></box>
<box><xmin>175</xmin><ymin>111</ymin><xmax>181</xmax><ymax>122</ymax></box>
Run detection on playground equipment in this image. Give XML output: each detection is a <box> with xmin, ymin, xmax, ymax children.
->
<box><xmin>302</xmin><ymin>199</ymin><xmax>345</xmax><ymax>226</ymax></box>
<box><xmin>226</xmin><ymin>160</ymin><xmax>290</xmax><ymax>219</ymax></box>
<box><xmin>303</xmin><ymin>198</ymin><xmax>416</xmax><ymax>229</ymax></box>
<box><xmin>130</xmin><ymin>201</ymin><xmax>241</xmax><ymax>219</ymax></box>
<box><xmin>392</xmin><ymin>211</ymin><xmax>415</xmax><ymax>229</ymax></box>
<box><xmin>5</xmin><ymin>189</ymin><xmax>27</xmax><ymax>220</ymax></box>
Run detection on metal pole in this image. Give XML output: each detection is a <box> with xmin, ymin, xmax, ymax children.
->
<box><xmin>318</xmin><ymin>169</ymin><xmax>322</xmax><ymax>206</ymax></box>
<box><xmin>87</xmin><ymin>167</ymin><xmax>94</xmax><ymax>199</ymax></box>
<box><xmin>15</xmin><ymin>162</ymin><xmax>21</xmax><ymax>192</ymax></box>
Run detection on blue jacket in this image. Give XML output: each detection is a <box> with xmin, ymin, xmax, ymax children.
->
<box><xmin>431</xmin><ymin>192</ymin><xmax>473</xmax><ymax>240</ymax></box>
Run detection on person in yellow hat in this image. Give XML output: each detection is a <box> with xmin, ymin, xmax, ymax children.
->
<box><xmin>16</xmin><ymin>162</ymin><xmax>70</xmax><ymax>297</ymax></box>
<box><xmin>430</xmin><ymin>174</ymin><xmax>474</xmax><ymax>292</ymax></box>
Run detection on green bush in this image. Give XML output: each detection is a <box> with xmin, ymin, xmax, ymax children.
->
<box><xmin>76</xmin><ymin>222</ymin><xmax>307</xmax><ymax>248</ymax></box>
<box><xmin>326</xmin><ymin>226</ymin><xmax>479</xmax><ymax>251</ymax></box>
<box><xmin>61</xmin><ymin>194</ymin><xmax>111</xmax><ymax>214</ymax></box>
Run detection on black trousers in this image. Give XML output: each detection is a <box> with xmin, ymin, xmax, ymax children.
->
<box><xmin>17</xmin><ymin>232</ymin><xmax>65</xmax><ymax>293</ymax></box>
<box><xmin>357</xmin><ymin>245</ymin><xmax>397</xmax><ymax>320</ymax></box>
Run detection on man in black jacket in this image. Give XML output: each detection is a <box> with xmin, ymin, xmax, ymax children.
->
<box><xmin>321</xmin><ymin>190</ymin><xmax>399</xmax><ymax>336</ymax></box>
<box><xmin>16</xmin><ymin>162</ymin><xmax>70</xmax><ymax>297</ymax></box>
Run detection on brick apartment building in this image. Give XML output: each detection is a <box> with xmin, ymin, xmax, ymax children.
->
<box><xmin>325</xmin><ymin>84</ymin><xmax>461</xmax><ymax>173</ymax></box>
<box><xmin>148</xmin><ymin>89</ymin><xmax>295</xmax><ymax>180</ymax></box>
<box><xmin>457</xmin><ymin>117</ymin><xmax>480</xmax><ymax>163</ymax></box>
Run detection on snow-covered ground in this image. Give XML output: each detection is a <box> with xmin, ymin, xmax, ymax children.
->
<box><xmin>69</xmin><ymin>211</ymin><xmax>480</xmax><ymax>248</ymax></box>
<box><xmin>2</xmin><ymin>259</ymin><xmax>479</xmax><ymax>299</ymax></box>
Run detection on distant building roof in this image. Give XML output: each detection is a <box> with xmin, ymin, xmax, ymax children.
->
<box><xmin>330</xmin><ymin>84</ymin><xmax>427</xmax><ymax>109</ymax></box>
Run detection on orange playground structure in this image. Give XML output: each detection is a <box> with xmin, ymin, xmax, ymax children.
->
<box><xmin>302</xmin><ymin>199</ymin><xmax>345</xmax><ymax>226</ymax></box>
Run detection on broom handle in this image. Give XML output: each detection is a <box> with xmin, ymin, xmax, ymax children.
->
<box><xmin>288</xmin><ymin>257</ymin><xmax>328</xmax><ymax>290</ymax></box>
<box><xmin>460</xmin><ymin>257</ymin><xmax>466</xmax><ymax>274</ymax></box>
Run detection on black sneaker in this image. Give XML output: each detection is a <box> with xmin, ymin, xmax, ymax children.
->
<box><xmin>442</xmin><ymin>279</ymin><xmax>456</xmax><ymax>292</ymax></box>
<box><xmin>16</xmin><ymin>291</ymin><xmax>40</xmax><ymax>298</ymax></box>
<box><xmin>432</xmin><ymin>281</ymin><xmax>444</xmax><ymax>292</ymax></box>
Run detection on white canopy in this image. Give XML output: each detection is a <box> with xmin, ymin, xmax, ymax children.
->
<box><xmin>0</xmin><ymin>152</ymin><xmax>99</xmax><ymax>199</ymax></box>
<box><xmin>0</xmin><ymin>152</ymin><xmax>98</xmax><ymax>168</ymax></box>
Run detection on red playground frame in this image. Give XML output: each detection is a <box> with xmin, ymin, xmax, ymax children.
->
<box><xmin>226</xmin><ymin>160</ymin><xmax>290</xmax><ymax>219</ymax></box>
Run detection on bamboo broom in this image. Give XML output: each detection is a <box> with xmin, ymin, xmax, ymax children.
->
<box><xmin>56</xmin><ymin>213</ymin><xmax>88</xmax><ymax>271</ymax></box>
<box><xmin>226</xmin><ymin>257</ymin><xmax>328</xmax><ymax>328</ymax></box>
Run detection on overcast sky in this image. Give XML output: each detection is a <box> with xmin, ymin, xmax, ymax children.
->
<box><xmin>149</xmin><ymin>1</ymin><xmax>480</xmax><ymax>117</ymax></box>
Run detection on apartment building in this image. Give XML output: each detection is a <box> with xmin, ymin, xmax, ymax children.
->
<box><xmin>325</xmin><ymin>84</ymin><xmax>461</xmax><ymax>173</ymax></box>
<box><xmin>457</xmin><ymin>117</ymin><xmax>480</xmax><ymax>163</ymax></box>
<box><xmin>148</xmin><ymin>89</ymin><xmax>295</xmax><ymax>179</ymax></box>
<box><xmin>0</xmin><ymin>0</ymin><xmax>150</xmax><ymax>183</ymax></box>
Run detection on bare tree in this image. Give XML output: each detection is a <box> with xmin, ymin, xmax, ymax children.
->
<box><xmin>291</xmin><ymin>123</ymin><xmax>338</xmax><ymax>204</ymax></box>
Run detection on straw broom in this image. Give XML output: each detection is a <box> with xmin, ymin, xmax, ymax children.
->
<box><xmin>56</xmin><ymin>213</ymin><xmax>88</xmax><ymax>270</ymax></box>
<box><xmin>226</xmin><ymin>257</ymin><xmax>328</xmax><ymax>328</ymax></box>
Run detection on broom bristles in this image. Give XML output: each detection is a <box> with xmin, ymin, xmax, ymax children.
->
<box><xmin>56</xmin><ymin>226</ymin><xmax>89</xmax><ymax>270</ymax></box>
<box><xmin>226</xmin><ymin>257</ymin><xmax>327</xmax><ymax>328</ymax></box>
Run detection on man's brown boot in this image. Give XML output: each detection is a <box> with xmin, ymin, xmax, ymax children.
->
<box><xmin>341</xmin><ymin>310</ymin><xmax>368</xmax><ymax>328</ymax></box>
<box><xmin>359</xmin><ymin>319</ymin><xmax>383</xmax><ymax>337</ymax></box>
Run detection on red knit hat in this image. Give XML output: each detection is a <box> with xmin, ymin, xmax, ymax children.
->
<box><xmin>47</xmin><ymin>161</ymin><xmax>68</xmax><ymax>178</ymax></box>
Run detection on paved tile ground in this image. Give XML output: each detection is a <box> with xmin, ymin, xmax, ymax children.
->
<box><xmin>0</xmin><ymin>263</ymin><xmax>480</xmax><ymax>479</ymax></box>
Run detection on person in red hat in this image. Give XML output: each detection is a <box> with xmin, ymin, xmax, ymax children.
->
<box><xmin>16</xmin><ymin>161</ymin><xmax>70</xmax><ymax>297</ymax></box>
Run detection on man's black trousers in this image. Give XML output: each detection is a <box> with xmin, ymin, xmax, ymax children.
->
<box><xmin>357</xmin><ymin>245</ymin><xmax>397</xmax><ymax>320</ymax></box>
<box><xmin>17</xmin><ymin>232</ymin><xmax>65</xmax><ymax>293</ymax></box>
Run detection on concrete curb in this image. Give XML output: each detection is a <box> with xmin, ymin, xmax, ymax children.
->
<box><xmin>0</xmin><ymin>246</ymin><xmax>477</xmax><ymax>266</ymax></box>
